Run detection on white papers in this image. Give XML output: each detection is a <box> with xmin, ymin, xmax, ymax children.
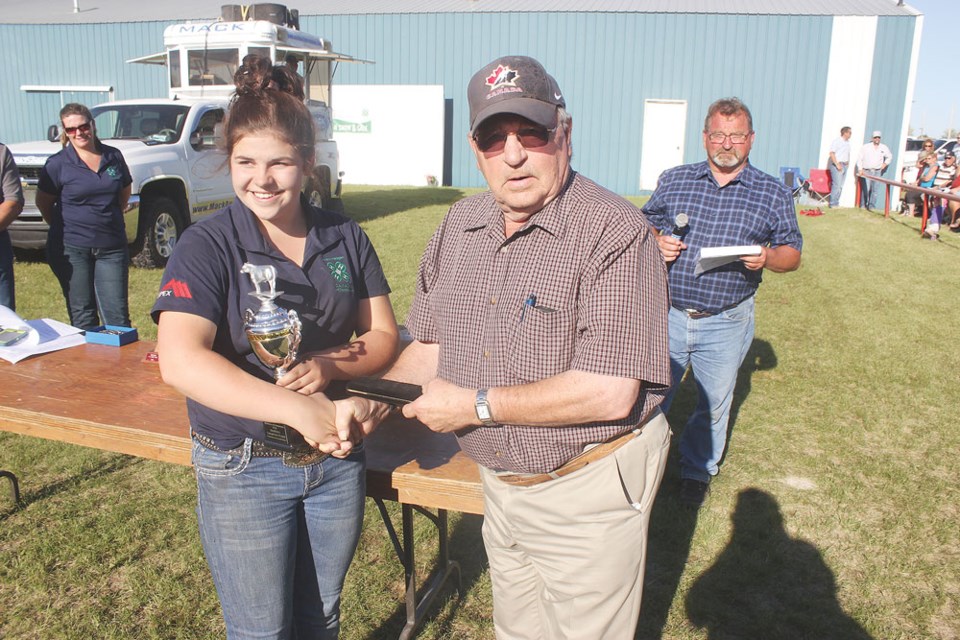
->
<box><xmin>0</xmin><ymin>305</ymin><xmax>85</xmax><ymax>364</ymax></box>
<box><xmin>695</xmin><ymin>245</ymin><xmax>762</xmax><ymax>276</ymax></box>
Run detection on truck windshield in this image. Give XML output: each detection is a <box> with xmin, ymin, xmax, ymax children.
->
<box><xmin>92</xmin><ymin>104</ymin><xmax>191</xmax><ymax>145</ymax></box>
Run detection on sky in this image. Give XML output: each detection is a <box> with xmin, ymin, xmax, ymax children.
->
<box><xmin>907</xmin><ymin>0</ymin><xmax>959</xmax><ymax>138</ymax></box>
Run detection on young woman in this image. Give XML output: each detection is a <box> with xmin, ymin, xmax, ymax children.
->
<box><xmin>35</xmin><ymin>103</ymin><xmax>132</xmax><ymax>330</ymax></box>
<box><xmin>152</xmin><ymin>60</ymin><xmax>399</xmax><ymax>638</ymax></box>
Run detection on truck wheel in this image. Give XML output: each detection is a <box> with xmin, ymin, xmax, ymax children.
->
<box><xmin>306</xmin><ymin>168</ymin><xmax>344</xmax><ymax>213</ymax></box>
<box><xmin>133</xmin><ymin>196</ymin><xmax>184</xmax><ymax>268</ymax></box>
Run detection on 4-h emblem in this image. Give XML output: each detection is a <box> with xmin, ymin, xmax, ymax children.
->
<box><xmin>324</xmin><ymin>257</ymin><xmax>352</xmax><ymax>292</ymax></box>
<box><xmin>106</xmin><ymin>165</ymin><xmax>120</xmax><ymax>179</ymax></box>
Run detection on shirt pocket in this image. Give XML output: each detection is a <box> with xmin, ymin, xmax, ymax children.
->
<box><xmin>509</xmin><ymin>304</ymin><xmax>576</xmax><ymax>383</ymax></box>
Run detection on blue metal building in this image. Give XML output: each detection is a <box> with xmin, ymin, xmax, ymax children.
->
<box><xmin>0</xmin><ymin>0</ymin><xmax>921</xmax><ymax>202</ymax></box>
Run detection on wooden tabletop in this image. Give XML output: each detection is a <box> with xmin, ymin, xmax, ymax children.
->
<box><xmin>0</xmin><ymin>340</ymin><xmax>483</xmax><ymax>515</ymax></box>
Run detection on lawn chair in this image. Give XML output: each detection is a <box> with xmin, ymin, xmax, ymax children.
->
<box><xmin>780</xmin><ymin>166</ymin><xmax>805</xmax><ymax>203</ymax></box>
<box><xmin>805</xmin><ymin>169</ymin><xmax>832</xmax><ymax>206</ymax></box>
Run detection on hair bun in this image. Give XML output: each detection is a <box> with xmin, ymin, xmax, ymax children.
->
<box><xmin>233</xmin><ymin>54</ymin><xmax>304</xmax><ymax>101</ymax></box>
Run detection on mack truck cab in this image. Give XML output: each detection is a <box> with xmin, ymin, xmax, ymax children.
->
<box><xmin>131</xmin><ymin>2</ymin><xmax>368</xmax><ymax>211</ymax></box>
<box><xmin>9</xmin><ymin>4</ymin><xmax>367</xmax><ymax>267</ymax></box>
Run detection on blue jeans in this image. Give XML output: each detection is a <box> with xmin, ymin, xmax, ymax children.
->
<box><xmin>828</xmin><ymin>163</ymin><xmax>847</xmax><ymax>207</ymax></box>
<box><xmin>661</xmin><ymin>297</ymin><xmax>755</xmax><ymax>483</ymax></box>
<box><xmin>861</xmin><ymin>168</ymin><xmax>884</xmax><ymax>210</ymax></box>
<box><xmin>192</xmin><ymin>437</ymin><xmax>366</xmax><ymax>640</ymax></box>
<box><xmin>61</xmin><ymin>243</ymin><xmax>130</xmax><ymax>330</ymax></box>
<box><xmin>0</xmin><ymin>231</ymin><xmax>14</xmax><ymax>310</ymax></box>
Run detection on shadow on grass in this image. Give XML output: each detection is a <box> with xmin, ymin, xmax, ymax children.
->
<box><xmin>636</xmin><ymin>338</ymin><xmax>775</xmax><ymax>639</ymax></box>
<box><xmin>341</xmin><ymin>188</ymin><xmax>466</xmax><ymax>223</ymax></box>
<box><xmin>366</xmin><ymin>512</ymin><xmax>486</xmax><ymax>639</ymax></box>
<box><xmin>685</xmin><ymin>488</ymin><xmax>874</xmax><ymax>639</ymax></box>
<box><xmin>0</xmin><ymin>453</ymin><xmax>143</xmax><ymax>523</ymax></box>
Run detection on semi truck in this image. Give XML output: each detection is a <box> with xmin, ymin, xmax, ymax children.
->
<box><xmin>8</xmin><ymin>3</ymin><xmax>367</xmax><ymax>267</ymax></box>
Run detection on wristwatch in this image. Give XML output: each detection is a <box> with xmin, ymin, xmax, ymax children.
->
<box><xmin>475</xmin><ymin>389</ymin><xmax>497</xmax><ymax>426</ymax></box>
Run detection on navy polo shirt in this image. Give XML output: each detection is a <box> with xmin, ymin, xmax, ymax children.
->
<box><xmin>151</xmin><ymin>197</ymin><xmax>391</xmax><ymax>448</ymax></box>
<box><xmin>38</xmin><ymin>142</ymin><xmax>132</xmax><ymax>249</ymax></box>
<box><xmin>642</xmin><ymin>161</ymin><xmax>802</xmax><ymax>314</ymax></box>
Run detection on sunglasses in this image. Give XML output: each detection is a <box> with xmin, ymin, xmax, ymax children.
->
<box><xmin>474</xmin><ymin>126</ymin><xmax>557</xmax><ymax>153</ymax></box>
<box><xmin>64</xmin><ymin>122</ymin><xmax>92</xmax><ymax>135</ymax></box>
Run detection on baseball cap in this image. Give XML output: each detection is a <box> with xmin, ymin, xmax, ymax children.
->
<box><xmin>872</xmin><ymin>131</ymin><xmax>882</xmax><ymax>138</ymax></box>
<box><xmin>947</xmin><ymin>152</ymin><xmax>956</xmax><ymax>159</ymax></box>
<box><xmin>468</xmin><ymin>56</ymin><xmax>565</xmax><ymax>133</ymax></box>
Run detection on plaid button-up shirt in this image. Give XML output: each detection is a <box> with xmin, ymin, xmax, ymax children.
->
<box><xmin>642</xmin><ymin>161</ymin><xmax>803</xmax><ymax>314</ymax></box>
<box><xmin>407</xmin><ymin>172</ymin><xmax>671</xmax><ymax>474</ymax></box>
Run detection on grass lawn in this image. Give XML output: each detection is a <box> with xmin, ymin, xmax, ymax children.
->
<box><xmin>1</xmin><ymin>186</ymin><xmax>958</xmax><ymax>639</ymax></box>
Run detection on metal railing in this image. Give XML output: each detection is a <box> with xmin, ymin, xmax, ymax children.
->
<box><xmin>856</xmin><ymin>173</ymin><xmax>960</xmax><ymax>236</ymax></box>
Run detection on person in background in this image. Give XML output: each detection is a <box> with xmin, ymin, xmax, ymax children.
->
<box><xmin>827</xmin><ymin>126</ymin><xmax>852</xmax><ymax>208</ymax></box>
<box><xmin>335</xmin><ymin>55</ymin><xmax>672</xmax><ymax>639</ymax></box>
<box><xmin>926</xmin><ymin>151</ymin><xmax>956</xmax><ymax>240</ymax></box>
<box><xmin>0</xmin><ymin>142</ymin><xmax>24</xmax><ymax>310</ymax></box>
<box><xmin>152</xmin><ymin>60</ymin><xmax>398</xmax><ymax>639</ymax></box>
<box><xmin>35</xmin><ymin>103</ymin><xmax>132</xmax><ymax>330</ymax></box>
<box><xmin>642</xmin><ymin>97</ymin><xmax>803</xmax><ymax>509</ymax></box>
<box><xmin>903</xmin><ymin>142</ymin><xmax>937</xmax><ymax>219</ymax></box>
<box><xmin>856</xmin><ymin>131</ymin><xmax>892</xmax><ymax>212</ymax></box>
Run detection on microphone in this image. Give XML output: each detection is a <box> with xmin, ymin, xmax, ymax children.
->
<box><xmin>669</xmin><ymin>212</ymin><xmax>689</xmax><ymax>240</ymax></box>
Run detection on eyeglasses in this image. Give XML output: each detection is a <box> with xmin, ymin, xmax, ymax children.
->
<box><xmin>706</xmin><ymin>132</ymin><xmax>750</xmax><ymax>144</ymax></box>
<box><xmin>64</xmin><ymin>122</ymin><xmax>92</xmax><ymax>135</ymax></box>
<box><xmin>474</xmin><ymin>126</ymin><xmax>557</xmax><ymax>153</ymax></box>
<box><xmin>923</xmin><ymin>144</ymin><xmax>934</xmax><ymax>148</ymax></box>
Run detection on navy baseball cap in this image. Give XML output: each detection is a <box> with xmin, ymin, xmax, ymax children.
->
<box><xmin>468</xmin><ymin>56</ymin><xmax>565</xmax><ymax>133</ymax></box>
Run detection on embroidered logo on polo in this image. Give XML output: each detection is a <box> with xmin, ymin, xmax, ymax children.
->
<box><xmin>485</xmin><ymin>65</ymin><xmax>522</xmax><ymax>100</ymax></box>
<box><xmin>157</xmin><ymin>279</ymin><xmax>192</xmax><ymax>299</ymax></box>
<box><xmin>106</xmin><ymin>165</ymin><xmax>120</xmax><ymax>179</ymax></box>
<box><xmin>324</xmin><ymin>257</ymin><xmax>353</xmax><ymax>292</ymax></box>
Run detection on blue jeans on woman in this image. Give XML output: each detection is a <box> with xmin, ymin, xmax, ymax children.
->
<box><xmin>192</xmin><ymin>437</ymin><xmax>366</xmax><ymax>640</ymax></box>
<box><xmin>61</xmin><ymin>243</ymin><xmax>130</xmax><ymax>330</ymax></box>
<box><xmin>661</xmin><ymin>296</ymin><xmax>756</xmax><ymax>484</ymax></box>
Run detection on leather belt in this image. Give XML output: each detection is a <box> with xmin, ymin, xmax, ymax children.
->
<box><xmin>495</xmin><ymin>421</ymin><xmax>651</xmax><ymax>488</ymax></box>
<box><xmin>192</xmin><ymin>432</ymin><xmax>328</xmax><ymax>468</ymax></box>
<box><xmin>681</xmin><ymin>308</ymin><xmax>713</xmax><ymax>319</ymax></box>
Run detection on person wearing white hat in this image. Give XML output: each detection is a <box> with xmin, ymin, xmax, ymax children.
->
<box><xmin>856</xmin><ymin>130</ymin><xmax>893</xmax><ymax>211</ymax></box>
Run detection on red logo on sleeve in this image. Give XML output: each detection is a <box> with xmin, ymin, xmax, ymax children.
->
<box><xmin>158</xmin><ymin>279</ymin><xmax>192</xmax><ymax>299</ymax></box>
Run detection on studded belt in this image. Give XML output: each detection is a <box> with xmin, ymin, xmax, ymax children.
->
<box><xmin>192</xmin><ymin>431</ymin><xmax>328</xmax><ymax>468</ymax></box>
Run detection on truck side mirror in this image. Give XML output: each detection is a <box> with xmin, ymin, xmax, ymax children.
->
<box><xmin>189</xmin><ymin>130</ymin><xmax>203</xmax><ymax>149</ymax></box>
<box><xmin>47</xmin><ymin>125</ymin><xmax>59</xmax><ymax>142</ymax></box>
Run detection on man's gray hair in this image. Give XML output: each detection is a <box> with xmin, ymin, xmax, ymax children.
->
<box><xmin>703</xmin><ymin>97</ymin><xmax>753</xmax><ymax>133</ymax></box>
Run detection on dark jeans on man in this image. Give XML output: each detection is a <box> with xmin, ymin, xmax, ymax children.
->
<box><xmin>0</xmin><ymin>231</ymin><xmax>14</xmax><ymax>310</ymax></box>
<box><xmin>59</xmin><ymin>243</ymin><xmax>131</xmax><ymax>330</ymax></box>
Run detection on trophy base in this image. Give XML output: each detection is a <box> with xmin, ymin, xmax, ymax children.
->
<box><xmin>262</xmin><ymin>421</ymin><xmax>310</xmax><ymax>453</ymax></box>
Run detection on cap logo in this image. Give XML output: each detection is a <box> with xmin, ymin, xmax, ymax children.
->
<box><xmin>485</xmin><ymin>64</ymin><xmax>523</xmax><ymax>100</ymax></box>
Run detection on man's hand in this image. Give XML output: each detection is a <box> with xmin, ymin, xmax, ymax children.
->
<box><xmin>740</xmin><ymin>246</ymin><xmax>767</xmax><ymax>271</ymax></box>
<box><xmin>332</xmin><ymin>396</ymin><xmax>391</xmax><ymax>456</ymax></box>
<box><xmin>655</xmin><ymin>233</ymin><xmax>686</xmax><ymax>264</ymax></box>
<box><xmin>402</xmin><ymin>378</ymin><xmax>476</xmax><ymax>433</ymax></box>
<box><xmin>277</xmin><ymin>356</ymin><xmax>335</xmax><ymax>394</ymax></box>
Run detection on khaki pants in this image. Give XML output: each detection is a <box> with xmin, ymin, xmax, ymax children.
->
<box><xmin>480</xmin><ymin>409</ymin><xmax>670</xmax><ymax>640</ymax></box>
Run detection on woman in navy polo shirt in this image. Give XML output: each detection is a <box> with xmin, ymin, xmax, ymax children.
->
<box><xmin>152</xmin><ymin>59</ymin><xmax>399</xmax><ymax>638</ymax></box>
<box><xmin>35</xmin><ymin>103</ymin><xmax>132</xmax><ymax>330</ymax></box>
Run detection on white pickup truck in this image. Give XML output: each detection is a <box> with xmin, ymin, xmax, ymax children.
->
<box><xmin>11</xmin><ymin>98</ymin><xmax>233</xmax><ymax>267</ymax></box>
<box><xmin>8</xmin><ymin>4</ymin><xmax>365</xmax><ymax>267</ymax></box>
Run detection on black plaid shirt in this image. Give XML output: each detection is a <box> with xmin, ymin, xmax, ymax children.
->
<box><xmin>407</xmin><ymin>172</ymin><xmax>671</xmax><ymax>474</ymax></box>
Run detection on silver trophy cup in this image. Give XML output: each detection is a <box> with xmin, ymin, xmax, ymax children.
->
<box><xmin>241</xmin><ymin>263</ymin><xmax>313</xmax><ymax>456</ymax></box>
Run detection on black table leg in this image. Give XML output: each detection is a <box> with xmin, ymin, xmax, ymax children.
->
<box><xmin>373</xmin><ymin>498</ymin><xmax>463</xmax><ymax>639</ymax></box>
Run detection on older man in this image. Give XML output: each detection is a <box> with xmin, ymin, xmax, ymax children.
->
<box><xmin>337</xmin><ymin>55</ymin><xmax>672</xmax><ymax>638</ymax></box>
<box><xmin>642</xmin><ymin>97</ymin><xmax>803</xmax><ymax>508</ymax></box>
<box><xmin>0</xmin><ymin>142</ymin><xmax>24</xmax><ymax>310</ymax></box>
<box><xmin>856</xmin><ymin>131</ymin><xmax>893</xmax><ymax>211</ymax></box>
